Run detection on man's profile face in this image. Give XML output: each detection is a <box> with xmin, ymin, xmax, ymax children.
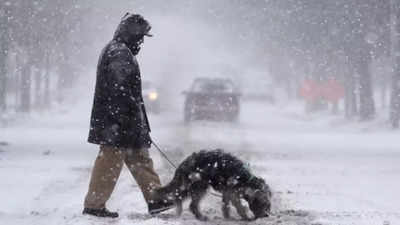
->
<box><xmin>124</xmin><ymin>14</ymin><xmax>152</xmax><ymax>38</ymax></box>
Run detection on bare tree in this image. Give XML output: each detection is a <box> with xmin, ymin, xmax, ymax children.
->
<box><xmin>390</xmin><ymin>0</ymin><xmax>400</xmax><ymax>128</ymax></box>
<box><xmin>0</xmin><ymin>0</ymin><xmax>86</xmax><ymax>113</ymax></box>
<box><xmin>0</xmin><ymin>6</ymin><xmax>10</xmax><ymax>112</ymax></box>
<box><xmin>344</xmin><ymin>59</ymin><xmax>358</xmax><ymax>118</ymax></box>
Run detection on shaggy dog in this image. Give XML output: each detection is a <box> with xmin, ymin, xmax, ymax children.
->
<box><xmin>155</xmin><ymin>149</ymin><xmax>272</xmax><ymax>221</ymax></box>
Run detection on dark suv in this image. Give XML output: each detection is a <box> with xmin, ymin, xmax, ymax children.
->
<box><xmin>183</xmin><ymin>78</ymin><xmax>240</xmax><ymax>123</ymax></box>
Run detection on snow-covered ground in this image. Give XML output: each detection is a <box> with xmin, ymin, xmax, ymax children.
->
<box><xmin>1</xmin><ymin>100</ymin><xmax>399</xmax><ymax>225</ymax></box>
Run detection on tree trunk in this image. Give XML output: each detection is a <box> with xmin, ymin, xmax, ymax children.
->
<box><xmin>43</xmin><ymin>52</ymin><xmax>51</xmax><ymax>109</ymax></box>
<box><xmin>14</xmin><ymin>55</ymin><xmax>21</xmax><ymax>110</ymax></box>
<box><xmin>344</xmin><ymin>71</ymin><xmax>358</xmax><ymax>119</ymax></box>
<box><xmin>358</xmin><ymin>56</ymin><xmax>375</xmax><ymax>121</ymax></box>
<box><xmin>34</xmin><ymin>69</ymin><xmax>43</xmax><ymax>110</ymax></box>
<box><xmin>390</xmin><ymin>48</ymin><xmax>400</xmax><ymax>128</ymax></box>
<box><xmin>358</xmin><ymin>71</ymin><xmax>376</xmax><ymax>120</ymax></box>
<box><xmin>390</xmin><ymin>0</ymin><xmax>400</xmax><ymax>128</ymax></box>
<box><xmin>0</xmin><ymin>16</ymin><xmax>8</xmax><ymax>112</ymax></box>
<box><xmin>390</xmin><ymin>72</ymin><xmax>400</xmax><ymax>128</ymax></box>
<box><xmin>19</xmin><ymin>64</ymin><xmax>32</xmax><ymax>113</ymax></box>
<box><xmin>381</xmin><ymin>79</ymin><xmax>388</xmax><ymax>109</ymax></box>
<box><xmin>0</xmin><ymin>57</ymin><xmax>6</xmax><ymax>112</ymax></box>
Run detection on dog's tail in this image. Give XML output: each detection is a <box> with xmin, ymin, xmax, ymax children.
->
<box><xmin>156</xmin><ymin>152</ymin><xmax>198</xmax><ymax>200</ymax></box>
<box><xmin>156</xmin><ymin>168</ymin><xmax>188</xmax><ymax>201</ymax></box>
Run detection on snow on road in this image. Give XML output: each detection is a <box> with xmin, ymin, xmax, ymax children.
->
<box><xmin>1</xmin><ymin>101</ymin><xmax>399</xmax><ymax>225</ymax></box>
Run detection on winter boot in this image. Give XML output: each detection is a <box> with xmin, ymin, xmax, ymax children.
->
<box><xmin>148</xmin><ymin>199</ymin><xmax>175</xmax><ymax>215</ymax></box>
<box><xmin>82</xmin><ymin>207</ymin><xmax>119</xmax><ymax>218</ymax></box>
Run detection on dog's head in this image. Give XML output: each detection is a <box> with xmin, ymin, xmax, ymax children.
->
<box><xmin>244</xmin><ymin>177</ymin><xmax>272</xmax><ymax>219</ymax></box>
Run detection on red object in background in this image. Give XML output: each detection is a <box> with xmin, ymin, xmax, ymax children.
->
<box><xmin>321</xmin><ymin>78</ymin><xmax>345</xmax><ymax>103</ymax></box>
<box><xmin>299</xmin><ymin>79</ymin><xmax>320</xmax><ymax>101</ymax></box>
<box><xmin>300</xmin><ymin>78</ymin><xmax>344</xmax><ymax>103</ymax></box>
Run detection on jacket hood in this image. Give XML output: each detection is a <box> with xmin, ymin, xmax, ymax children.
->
<box><xmin>113</xmin><ymin>13</ymin><xmax>152</xmax><ymax>48</ymax></box>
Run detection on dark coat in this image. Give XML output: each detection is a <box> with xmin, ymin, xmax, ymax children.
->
<box><xmin>88</xmin><ymin>17</ymin><xmax>151</xmax><ymax>149</ymax></box>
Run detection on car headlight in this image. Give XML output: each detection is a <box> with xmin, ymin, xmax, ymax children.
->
<box><xmin>149</xmin><ymin>92</ymin><xmax>158</xmax><ymax>101</ymax></box>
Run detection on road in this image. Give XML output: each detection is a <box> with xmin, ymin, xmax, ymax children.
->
<box><xmin>1</xmin><ymin>101</ymin><xmax>399</xmax><ymax>225</ymax></box>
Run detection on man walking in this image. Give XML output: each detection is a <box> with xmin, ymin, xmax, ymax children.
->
<box><xmin>83</xmin><ymin>13</ymin><xmax>173</xmax><ymax>218</ymax></box>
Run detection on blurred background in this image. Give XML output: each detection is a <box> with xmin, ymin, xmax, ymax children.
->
<box><xmin>0</xmin><ymin>0</ymin><xmax>399</xmax><ymax>126</ymax></box>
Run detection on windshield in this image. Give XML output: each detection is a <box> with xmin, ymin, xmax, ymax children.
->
<box><xmin>192</xmin><ymin>79</ymin><xmax>234</xmax><ymax>93</ymax></box>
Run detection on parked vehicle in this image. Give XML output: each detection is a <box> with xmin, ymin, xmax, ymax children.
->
<box><xmin>142</xmin><ymin>81</ymin><xmax>161</xmax><ymax>114</ymax></box>
<box><xmin>183</xmin><ymin>78</ymin><xmax>240</xmax><ymax>123</ymax></box>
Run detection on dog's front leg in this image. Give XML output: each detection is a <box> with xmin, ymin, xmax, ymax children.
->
<box><xmin>189</xmin><ymin>186</ymin><xmax>208</xmax><ymax>221</ymax></box>
<box><xmin>222</xmin><ymin>191</ymin><xmax>232</xmax><ymax>219</ymax></box>
<box><xmin>176</xmin><ymin>199</ymin><xmax>183</xmax><ymax>216</ymax></box>
<box><xmin>231</xmin><ymin>194</ymin><xmax>251</xmax><ymax>221</ymax></box>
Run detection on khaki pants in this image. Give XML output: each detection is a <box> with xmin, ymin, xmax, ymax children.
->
<box><xmin>84</xmin><ymin>145</ymin><xmax>161</xmax><ymax>209</ymax></box>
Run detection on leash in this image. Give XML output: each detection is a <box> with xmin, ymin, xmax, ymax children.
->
<box><xmin>151</xmin><ymin>140</ymin><xmax>178</xmax><ymax>169</ymax></box>
<box><xmin>151</xmin><ymin>139</ymin><xmax>223</xmax><ymax>198</ymax></box>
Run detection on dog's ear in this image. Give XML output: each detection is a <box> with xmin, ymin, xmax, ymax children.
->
<box><xmin>263</xmin><ymin>183</ymin><xmax>272</xmax><ymax>197</ymax></box>
<box><xmin>255</xmin><ymin>177</ymin><xmax>270</xmax><ymax>191</ymax></box>
<box><xmin>244</xmin><ymin>187</ymin><xmax>256</xmax><ymax>201</ymax></box>
<box><xmin>122</xmin><ymin>12</ymin><xmax>130</xmax><ymax>20</ymax></box>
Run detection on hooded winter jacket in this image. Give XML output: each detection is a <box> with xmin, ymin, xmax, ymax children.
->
<box><xmin>88</xmin><ymin>14</ymin><xmax>151</xmax><ymax>149</ymax></box>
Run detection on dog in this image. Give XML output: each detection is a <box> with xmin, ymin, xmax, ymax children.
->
<box><xmin>155</xmin><ymin>149</ymin><xmax>272</xmax><ymax>221</ymax></box>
